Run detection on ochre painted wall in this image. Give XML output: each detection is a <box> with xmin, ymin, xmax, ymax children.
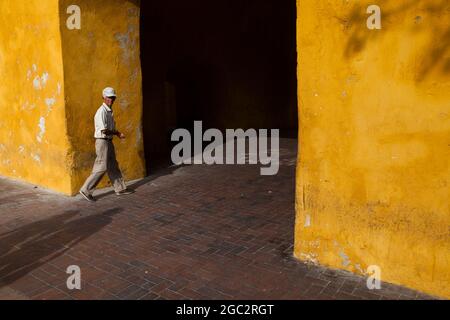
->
<box><xmin>0</xmin><ymin>0</ymin><xmax>71</xmax><ymax>194</ymax></box>
<box><xmin>59</xmin><ymin>0</ymin><xmax>146</xmax><ymax>194</ymax></box>
<box><xmin>295</xmin><ymin>0</ymin><xmax>450</xmax><ymax>298</ymax></box>
<box><xmin>0</xmin><ymin>0</ymin><xmax>145</xmax><ymax>195</ymax></box>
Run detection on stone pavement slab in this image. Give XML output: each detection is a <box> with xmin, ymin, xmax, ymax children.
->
<box><xmin>0</xmin><ymin>139</ymin><xmax>438</xmax><ymax>300</ymax></box>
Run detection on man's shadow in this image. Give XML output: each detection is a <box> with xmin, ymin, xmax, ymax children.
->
<box><xmin>94</xmin><ymin>163</ymin><xmax>191</xmax><ymax>201</ymax></box>
<box><xmin>0</xmin><ymin>207</ymin><xmax>122</xmax><ymax>287</ymax></box>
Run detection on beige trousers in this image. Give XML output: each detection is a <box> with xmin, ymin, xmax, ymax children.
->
<box><xmin>80</xmin><ymin>139</ymin><xmax>127</xmax><ymax>195</ymax></box>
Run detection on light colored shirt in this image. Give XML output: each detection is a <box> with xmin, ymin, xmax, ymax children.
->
<box><xmin>94</xmin><ymin>103</ymin><xmax>116</xmax><ymax>139</ymax></box>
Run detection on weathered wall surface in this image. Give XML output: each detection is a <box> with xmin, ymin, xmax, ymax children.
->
<box><xmin>0</xmin><ymin>0</ymin><xmax>72</xmax><ymax>194</ymax></box>
<box><xmin>295</xmin><ymin>0</ymin><xmax>450</xmax><ymax>298</ymax></box>
<box><xmin>59</xmin><ymin>0</ymin><xmax>146</xmax><ymax>194</ymax></box>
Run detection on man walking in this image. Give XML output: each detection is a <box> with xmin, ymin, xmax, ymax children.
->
<box><xmin>79</xmin><ymin>87</ymin><xmax>134</xmax><ymax>202</ymax></box>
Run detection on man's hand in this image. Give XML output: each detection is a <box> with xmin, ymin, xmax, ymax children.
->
<box><xmin>101</xmin><ymin>129</ymin><xmax>125</xmax><ymax>139</ymax></box>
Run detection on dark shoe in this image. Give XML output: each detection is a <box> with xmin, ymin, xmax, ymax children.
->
<box><xmin>79</xmin><ymin>190</ymin><xmax>96</xmax><ymax>202</ymax></box>
<box><xmin>115</xmin><ymin>189</ymin><xmax>135</xmax><ymax>196</ymax></box>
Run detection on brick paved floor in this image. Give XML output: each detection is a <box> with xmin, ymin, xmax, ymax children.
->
<box><xmin>0</xmin><ymin>139</ymin><xmax>438</xmax><ymax>300</ymax></box>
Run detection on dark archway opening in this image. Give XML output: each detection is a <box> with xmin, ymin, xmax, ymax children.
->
<box><xmin>140</xmin><ymin>1</ymin><xmax>297</xmax><ymax>174</ymax></box>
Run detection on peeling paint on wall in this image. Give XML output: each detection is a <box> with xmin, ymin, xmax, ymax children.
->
<box><xmin>36</xmin><ymin>117</ymin><xmax>46</xmax><ymax>143</ymax></box>
<box><xmin>299</xmin><ymin>253</ymin><xmax>319</xmax><ymax>265</ymax></box>
<box><xmin>136</xmin><ymin>126</ymin><xmax>142</xmax><ymax>147</ymax></box>
<box><xmin>31</xmin><ymin>152</ymin><xmax>41</xmax><ymax>163</ymax></box>
<box><xmin>33</xmin><ymin>76</ymin><xmax>41</xmax><ymax>90</ymax></box>
<box><xmin>41</xmin><ymin>72</ymin><xmax>49</xmax><ymax>86</ymax></box>
<box><xmin>338</xmin><ymin>250</ymin><xmax>351</xmax><ymax>268</ymax></box>
<box><xmin>114</xmin><ymin>25</ymin><xmax>137</xmax><ymax>65</ymax></box>
<box><xmin>45</xmin><ymin>97</ymin><xmax>55</xmax><ymax>107</ymax></box>
<box><xmin>304</xmin><ymin>214</ymin><xmax>311</xmax><ymax>227</ymax></box>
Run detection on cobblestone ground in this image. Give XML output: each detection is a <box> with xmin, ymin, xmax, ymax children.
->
<box><xmin>0</xmin><ymin>139</ymin><xmax>437</xmax><ymax>300</ymax></box>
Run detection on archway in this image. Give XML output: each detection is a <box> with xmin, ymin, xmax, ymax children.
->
<box><xmin>140</xmin><ymin>0</ymin><xmax>298</xmax><ymax>173</ymax></box>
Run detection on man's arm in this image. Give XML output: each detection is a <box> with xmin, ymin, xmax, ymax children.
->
<box><xmin>101</xmin><ymin>129</ymin><xmax>126</xmax><ymax>139</ymax></box>
<box><xmin>101</xmin><ymin>129</ymin><xmax>119</xmax><ymax>136</ymax></box>
<box><xmin>96</xmin><ymin>110</ymin><xmax>125</xmax><ymax>138</ymax></box>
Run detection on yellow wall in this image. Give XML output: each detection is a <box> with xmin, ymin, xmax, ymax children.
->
<box><xmin>295</xmin><ymin>0</ymin><xmax>450</xmax><ymax>298</ymax></box>
<box><xmin>59</xmin><ymin>0</ymin><xmax>146</xmax><ymax>194</ymax></box>
<box><xmin>0</xmin><ymin>0</ymin><xmax>72</xmax><ymax>194</ymax></box>
<box><xmin>0</xmin><ymin>0</ymin><xmax>145</xmax><ymax>195</ymax></box>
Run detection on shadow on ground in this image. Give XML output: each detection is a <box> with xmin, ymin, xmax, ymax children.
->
<box><xmin>94</xmin><ymin>164</ymin><xmax>190</xmax><ymax>200</ymax></box>
<box><xmin>0</xmin><ymin>207</ymin><xmax>122</xmax><ymax>287</ymax></box>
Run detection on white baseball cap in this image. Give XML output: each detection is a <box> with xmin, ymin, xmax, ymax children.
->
<box><xmin>102</xmin><ymin>87</ymin><xmax>117</xmax><ymax>98</ymax></box>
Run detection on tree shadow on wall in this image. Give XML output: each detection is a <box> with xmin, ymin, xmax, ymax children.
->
<box><xmin>0</xmin><ymin>207</ymin><xmax>122</xmax><ymax>288</ymax></box>
<box><xmin>339</xmin><ymin>0</ymin><xmax>450</xmax><ymax>81</ymax></box>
